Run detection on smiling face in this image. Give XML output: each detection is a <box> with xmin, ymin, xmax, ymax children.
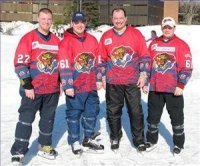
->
<box><xmin>162</xmin><ymin>25</ymin><xmax>175</xmax><ymax>39</ymax></box>
<box><xmin>112</xmin><ymin>9</ymin><xmax>127</xmax><ymax>31</ymax></box>
<box><xmin>71</xmin><ymin>20</ymin><xmax>87</xmax><ymax>36</ymax></box>
<box><xmin>37</xmin><ymin>11</ymin><xmax>53</xmax><ymax>35</ymax></box>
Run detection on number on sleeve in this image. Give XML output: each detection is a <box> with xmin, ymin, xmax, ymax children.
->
<box><xmin>59</xmin><ymin>59</ymin><xmax>69</xmax><ymax>68</ymax></box>
<box><xmin>17</xmin><ymin>54</ymin><xmax>30</xmax><ymax>63</ymax></box>
<box><xmin>186</xmin><ymin>60</ymin><xmax>191</xmax><ymax>68</ymax></box>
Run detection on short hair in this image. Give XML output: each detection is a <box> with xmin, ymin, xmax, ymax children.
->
<box><xmin>111</xmin><ymin>8</ymin><xmax>127</xmax><ymax>17</ymax></box>
<box><xmin>38</xmin><ymin>8</ymin><xmax>52</xmax><ymax>16</ymax></box>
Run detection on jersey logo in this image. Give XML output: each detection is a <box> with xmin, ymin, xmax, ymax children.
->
<box><xmin>37</xmin><ymin>52</ymin><xmax>58</xmax><ymax>74</ymax></box>
<box><xmin>74</xmin><ymin>52</ymin><xmax>95</xmax><ymax>73</ymax></box>
<box><xmin>105</xmin><ymin>38</ymin><xmax>112</xmax><ymax>45</ymax></box>
<box><xmin>32</xmin><ymin>41</ymin><xmax>39</xmax><ymax>49</ymax></box>
<box><xmin>153</xmin><ymin>53</ymin><xmax>176</xmax><ymax>74</ymax></box>
<box><xmin>110</xmin><ymin>46</ymin><xmax>133</xmax><ymax>67</ymax></box>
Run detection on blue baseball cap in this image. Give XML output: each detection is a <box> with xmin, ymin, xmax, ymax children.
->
<box><xmin>72</xmin><ymin>12</ymin><xmax>86</xmax><ymax>22</ymax></box>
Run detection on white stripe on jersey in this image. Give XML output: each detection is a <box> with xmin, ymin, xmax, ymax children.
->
<box><xmin>32</xmin><ymin>41</ymin><xmax>58</xmax><ymax>50</ymax></box>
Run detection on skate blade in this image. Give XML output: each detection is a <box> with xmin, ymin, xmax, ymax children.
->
<box><xmin>136</xmin><ymin>149</ymin><xmax>145</xmax><ymax>156</ymax></box>
<box><xmin>12</xmin><ymin>161</ymin><xmax>22</xmax><ymax>166</ymax></box>
<box><xmin>82</xmin><ymin>147</ymin><xmax>104</xmax><ymax>154</ymax></box>
<box><xmin>112</xmin><ymin>149</ymin><xmax>119</xmax><ymax>154</ymax></box>
<box><xmin>145</xmin><ymin>145</ymin><xmax>157</xmax><ymax>152</ymax></box>
<box><xmin>74</xmin><ymin>152</ymin><xmax>83</xmax><ymax>158</ymax></box>
<box><xmin>74</xmin><ymin>150</ymin><xmax>83</xmax><ymax>158</ymax></box>
<box><xmin>37</xmin><ymin>151</ymin><xmax>56</xmax><ymax>160</ymax></box>
<box><xmin>173</xmin><ymin>152</ymin><xmax>181</xmax><ymax>157</ymax></box>
<box><xmin>78</xmin><ymin>151</ymin><xmax>83</xmax><ymax>158</ymax></box>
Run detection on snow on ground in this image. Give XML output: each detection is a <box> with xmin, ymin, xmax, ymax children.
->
<box><xmin>1</xmin><ymin>22</ymin><xmax>200</xmax><ymax>166</ymax></box>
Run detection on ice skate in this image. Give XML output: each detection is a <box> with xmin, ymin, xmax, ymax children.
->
<box><xmin>37</xmin><ymin>145</ymin><xmax>57</xmax><ymax>160</ymax></box>
<box><xmin>136</xmin><ymin>143</ymin><xmax>146</xmax><ymax>153</ymax></box>
<box><xmin>111</xmin><ymin>139</ymin><xmax>120</xmax><ymax>153</ymax></box>
<box><xmin>82</xmin><ymin>137</ymin><xmax>104</xmax><ymax>154</ymax></box>
<box><xmin>71</xmin><ymin>141</ymin><xmax>83</xmax><ymax>155</ymax></box>
<box><xmin>173</xmin><ymin>146</ymin><xmax>182</xmax><ymax>156</ymax></box>
<box><xmin>11</xmin><ymin>154</ymin><xmax>24</xmax><ymax>166</ymax></box>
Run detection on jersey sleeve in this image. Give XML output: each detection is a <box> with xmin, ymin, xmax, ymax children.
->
<box><xmin>134</xmin><ymin>29</ymin><xmax>151</xmax><ymax>79</ymax></box>
<box><xmin>58</xmin><ymin>39</ymin><xmax>74</xmax><ymax>90</ymax></box>
<box><xmin>98</xmin><ymin>35</ymin><xmax>107</xmax><ymax>80</ymax></box>
<box><xmin>177</xmin><ymin>42</ymin><xmax>193</xmax><ymax>88</ymax></box>
<box><xmin>14</xmin><ymin>35</ymin><xmax>32</xmax><ymax>80</ymax></box>
<box><xmin>92</xmin><ymin>39</ymin><xmax>103</xmax><ymax>83</ymax></box>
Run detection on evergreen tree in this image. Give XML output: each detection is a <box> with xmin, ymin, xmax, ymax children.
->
<box><xmin>82</xmin><ymin>0</ymin><xmax>100</xmax><ymax>28</ymax></box>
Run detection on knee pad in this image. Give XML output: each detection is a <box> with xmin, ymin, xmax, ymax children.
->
<box><xmin>147</xmin><ymin>123</ymin><xmax>159</xmax><ymax>134</ymax></box>
<box><xmin>172</xmin><ymin>124</ymin><xmax>184</xmax><ymax>136</ymax></box>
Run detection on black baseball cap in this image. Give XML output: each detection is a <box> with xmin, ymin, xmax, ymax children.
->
<box><xmin>72</xmin><ymin>12</ymin><xmax>86</xmax><ymax>22</ymax></box>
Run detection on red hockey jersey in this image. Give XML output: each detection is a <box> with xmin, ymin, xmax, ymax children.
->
<box><xmin>14</xmin><ymin>29</ymin><xmax>60</xmax><ymax>94</ymax></box>
<box><xmin>58</xmin><ymin>28</ymin><xmax>101</xmax><ymax>94</ymax></box>
<box><xmin>99</xmin><ymin>26</ymin><xmax>150</xmax><ymax>85</ymax></box>
<box><xmin>148</xmin><ymin>35</ymin><xmax>193</xmax><ymax>93</ymax></box>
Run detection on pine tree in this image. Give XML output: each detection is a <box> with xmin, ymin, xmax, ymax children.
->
<box><xmin>82</xmin><ymin>0</ymin><xmax>100</xmax><ymax>28</ymax></box>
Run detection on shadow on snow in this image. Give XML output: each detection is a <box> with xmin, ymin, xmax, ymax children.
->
<box><xmin>22</xmin><ymin>98</ymin><xmax>173</xmax><ymax>164</ymax></box>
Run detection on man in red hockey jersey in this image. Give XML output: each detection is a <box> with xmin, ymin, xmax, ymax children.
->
<box><xmin>99</xmin><ymin>8</ymin><xmax>150</xmax><ymax>152</ymax></box>
<box><xmin>10</xmin><ymin>8</ymin><xmax>60</xmax><ymax>165</ymax></box>
<box><xmin>58</xmin><ymin>11</ymin><xmax>104</xmax><ymax>155</ymax></box>
<box><xmin>144</xmin><ymin>17</ymin><xmax>193</xmax><ymax>154</ymax></box>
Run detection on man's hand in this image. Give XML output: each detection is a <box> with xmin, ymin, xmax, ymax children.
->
<box><xmin>137</xmin><ymin>77</ymin><xmax>146</xmax><ymax>88</ymax></box>
<box><xmin>60</xmin><ymin>85</ymin><xmax>63</xmax><ymax>96</ymax></box>
<box><xmin>137</xmin><ymin>72</ymin><xmax>147</xmax><ymax>88</ymax></box>
<box><xmin>96</xmin><ymin>82</ymin><xmax>103</xmax><ymax>90</ymax></box>
<box><xmin>174</xmin><ymin>87</ymin><xmax>184</xmax><ymax>96</ymax></box>
<box><xmin>102</xmin><ymin>77</ymin><xmax>106</xmax><ymax>90</ymax></box>
<box><xmin>142</xmin><ymin>86</ymin><xmax>148</xmax><ymax>94</ymax></box>
<box><xmin>65</xmin><ymin>88</ymin><xmax>74</xmax><ymax>97</ymax></box>
<box><xmin>25</xmin><ymin>89</ymin><xmax>35</xmax><ymax>100</ymax></box>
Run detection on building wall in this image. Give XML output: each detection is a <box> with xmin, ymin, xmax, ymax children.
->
<box><xmin>1</xmin><ymin>3</ymin><xmax>33</xmax><ymax>22</ymax></box>
<box><xmin>164</xmin><ymin>0</ymin><xmax>179</xmax><ymax>23</ymax></box>
<box><xmin>148</xmin><ymin>0</ymin><xmax>164</xmax><ymax>25</ymax></box>
<box><xmin>0</xmin><ymin>1</ymin><xmax>69</xmax><ymax>23</ymax></box>
<box><xmin>99</xmin><ymin>0</ymin><xmax>163</xmax><ymax>26</ymax></box>
<box><xmin>0</xmin><ymin>0</ymin><xmax>178</xmax><ymax>26</ymax></box>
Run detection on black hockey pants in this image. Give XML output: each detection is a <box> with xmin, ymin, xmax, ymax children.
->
<box><xmin>146</xmin><ymin>91</ymin><xmax>185</xmax><ymax>148</ymax></box>
<box><xmin>106</xmin><ymin>83</ymin><xmax>145</xmax><ymax>146</ymax></box>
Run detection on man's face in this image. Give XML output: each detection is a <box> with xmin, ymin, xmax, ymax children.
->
<box><xmin>112</xmin><ymin>10</ymin><xmax>127</xmax><ymax>31</ymax></box>
<box><xmin>162</xmin><ymin>25</ymin><xmax>175</xmax><ymax>39</ymax></box>
<box><xmin>72</xmin><ymin>20</ymin><xmax>86</xmax><ymax>35</ymax></box>
<box><xmin>37</xmin><ymin>12</ymin><xmax>52</xmax><ymax>34</ymax></box>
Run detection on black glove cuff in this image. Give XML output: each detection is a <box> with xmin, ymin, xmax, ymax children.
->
<box><xmin>20</xmin><ymin>77</ymin><xmax>34</xmax><ymax>90</ymax></box>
